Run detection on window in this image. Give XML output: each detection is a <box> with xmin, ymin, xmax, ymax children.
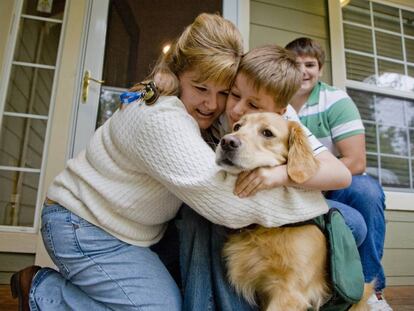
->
<box><xmin>0</xmin><ymin>0</ymin><xmax>67</xmax><ymax>229</ymax></box>
<box><xmin>341</xmin><ymin>0</ymin><xmax>414</xmax><ymax>190</ymax></box>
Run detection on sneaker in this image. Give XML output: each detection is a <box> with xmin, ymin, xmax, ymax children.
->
<box><xmin>367</xmin><ymin>292</ymin><xmax>393</xmax><ymax>311</ymax></box>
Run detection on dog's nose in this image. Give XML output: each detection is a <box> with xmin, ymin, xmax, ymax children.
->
<box><xmin>220</xmin><ymin>135</ymin><xmax>241</xmax><ymax>151</ymax></box>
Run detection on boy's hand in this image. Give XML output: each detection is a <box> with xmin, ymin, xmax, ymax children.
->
<box><xmin>234</xmin><ymin>165</ymin><xmax>289</xmax><ymax>197</ymax></box>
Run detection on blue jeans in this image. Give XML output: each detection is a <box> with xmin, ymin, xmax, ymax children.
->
<box><xmin>30</xmin><ymin>203</ymin><xmax>181</xmax><ymax>310</ymax></box>
<box><xmin>325</xmin><ymin>174</ymin><xmax>386</xmax><ymax>291</ymax></box>
<box><xmin>178</xmin><ymin>206</ymin><xmax>256</xmax><ymax>311</ymax></box>
<box><xmin>178</xmin><ymin>198</ymin><xmax>368</xmax><ymax>311</ymax></box>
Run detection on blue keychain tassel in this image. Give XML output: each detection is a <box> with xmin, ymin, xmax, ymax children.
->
<box><xmin>120</xmin><ymin>91</ymin><xmax>144</xmax><ymax>105</ymax></box>
<box><xmin>120</xmin><ymin>81</ymin><xmax>159</xmax><ymax>106</ymax></box>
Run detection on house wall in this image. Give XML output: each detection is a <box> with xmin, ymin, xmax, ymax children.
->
<box><xmin>249</xmin><ymin>0</ymin><xmax>332</xmax><ymax>83</ymax></box>
<box><xmin>383</xmin><ymin>210</ymin><xmax>414</xmax><ymax>285</ymax></box>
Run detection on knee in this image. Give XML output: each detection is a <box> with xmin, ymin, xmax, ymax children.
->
<box><xmin>349</xmin><ymin>175</ymin><xmax>385</xmax><ymax>207</ymax></box>
<box><xmin>341</xmin><ymin>207</ymin><xmax>367</xmax><ymax>247</ymax></box>
<box><xmin>350</xmin><ymin>214</ymin><xmax>368</xmax><ymax>247</ymax></box>
<box><xmin>328</xmin><ymin>200</ymin><xmax>367</xmax><ymax>247</ymax></box>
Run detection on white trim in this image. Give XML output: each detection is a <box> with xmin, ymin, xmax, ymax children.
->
<box><xmin>328</xmin><ymin>0</ymin><xmax>347</xmax><ymax>89</ymax></box>
<box><xmin>33</xmin><ymin>0</ymin><xmax>72</xmax><ymax>233</ymax></box>
<box><xmin>385</xmin><ymin>190</ymin><xmax>414</xmax><ymax>211</ymax></box>
<box><xmin>0</xmin><ymin>166</ymin><xmax>41</xmax><ymax>173</ymax></box>
<box><xmin>400</xmin><ymin>9</ymin><xmax>408</xmax><ymax>76</ymax></box>
<box><xmin>367</xmin><ymin>152</ymin><xmax>411</xmax><ymax>159</ymax></box>
<box><xmin>345</xmin><ymin>48</ymin><xmax>414</xmax><ymax>67</ymax></box>
<box><xmin>12</xmin><ymin>61</ymin><xmax>55</xmax><ymax>70</ymax></box>
<box><xmin>67</xmin><ymin>0</ymin><xmax>93</xmax><ymax>159</ymax></box>
<box><xmin>343</xmin><ymin>20</ymin><xmax>372</xmax><ymax>31</ymax></box>
<box><xmin>0</xmin><ymin>0</ymin><xmax>23</xmax><ymax>131</ymax></box>
<box><xmin>223</xmin><ymin>0</ymin><xmax>250</xmax><ymax>52</ymax></box>
<box><xmin>371</xmin><ymin>0</ymin><xmax>414</xmax><ymax>12</ymax></box>
<box><xmin>346</xmin><ymin>80</ymin><xmax>414</xmax><ymax>100</ymax></box>
<box><xmin>21</xmin><ymin>14</ymin><xmax>63</xmax><ymax>23</ymax></box>
<box><xmin>101</xmin><ymin>85</ymin><xmax>127</xmax><ymax>93</ymax></box>
<box><xmin>70</xmin><ymin>0</ymin><xmax>109</xmax><ymax>157</ymax></box>
<box><xmin>3</xmin><ymin>111</ymin><xmax>48</xmax><ymax>120</ymax></box>
<box><xmin>0</xmin><ymin>225</ymin><xmax>37</xmax><ymax>233</ymax></box>
<box><xmin>0</xmin><ymin>232</ymin><xmax>37</xmax><ymax>252</ymax></box>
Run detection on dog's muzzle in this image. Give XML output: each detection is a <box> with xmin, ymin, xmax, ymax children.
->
<box><xmin>220</xmin><ymin>135</ymin><xmax>241</xmax><ymax>152</ymax></box>
<box><xmin>216</xmin><ymin>135</ymin><xmax>243</xmax><ymax>172</ymax></box>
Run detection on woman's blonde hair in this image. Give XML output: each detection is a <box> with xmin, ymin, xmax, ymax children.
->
<box><xmin>238</xmin><ymin>44</ymin><xmax>302</xmax><ymax>108</ymax></box>
<box><xmin>134</xmin><ymin>13</ymin><xmax>243</xmax><ymax>96</ymax></box>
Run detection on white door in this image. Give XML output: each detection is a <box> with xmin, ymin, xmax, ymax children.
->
<box><xmin>71</xmin><ymin>0</ymin><xmax>249</xmax><ymax>157</ymax></box>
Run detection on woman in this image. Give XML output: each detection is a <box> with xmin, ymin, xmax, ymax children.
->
<box><xmin>11</xmin><ymin>14</ymin><xmax>349</xmax><ymax>311</ymax></box>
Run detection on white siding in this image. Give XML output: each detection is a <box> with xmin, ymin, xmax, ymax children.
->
<box><xmin>250</xmin><ymin>0</ymin><xmax>332</xmax><ymax>83</ymax></box>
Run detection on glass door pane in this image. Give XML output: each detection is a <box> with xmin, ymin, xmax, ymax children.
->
<box><xmin>0</xmin><ymin>0</ymin><xmax>66</xmax><ymax>227</ymax></box>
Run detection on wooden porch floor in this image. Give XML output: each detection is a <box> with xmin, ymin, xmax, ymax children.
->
<box><xmin>0</xmin><ymin>285</ymin><xmax>413</xmax><ymax>310</ymax></box>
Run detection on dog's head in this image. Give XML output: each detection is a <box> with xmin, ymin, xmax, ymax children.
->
<box><xmin>216</xmin><ymin>112</ymin><xmax>319</xmax><ymax>183</ymax></box>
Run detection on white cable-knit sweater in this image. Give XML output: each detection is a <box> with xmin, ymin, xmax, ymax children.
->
<box><xmin>47</xmin><ymin>96</ymin><xmax>328</xmax><ymax>246</ymax></box>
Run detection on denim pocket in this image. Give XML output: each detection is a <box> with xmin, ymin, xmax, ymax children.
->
<box><xmin>41</xmin><ymin>215</ymin><xmax>71</xmax><ymax>276</ymax></box>
<box><xmin>72</xmin><ymin>219</ymin><xmax>124</xmax><ymax>257</ymax></box>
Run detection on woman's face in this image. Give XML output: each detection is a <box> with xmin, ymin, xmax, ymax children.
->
<box><xmin>179</xmin><ymin>70</ymin><xmax>229</xmax><ymax>129</ymax></box>
<box><xmin>295</xmin><ymin>55</ymin><xmax>323</xmax><ymax>96</ymax></box>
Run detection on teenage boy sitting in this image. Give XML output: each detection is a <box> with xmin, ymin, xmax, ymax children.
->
<box><xmin>285</xmin><ymin>37</ymin><xmax>390</xmax><ymax>311</ymax></box>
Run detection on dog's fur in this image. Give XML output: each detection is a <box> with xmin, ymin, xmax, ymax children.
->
<box><xmin>216</xmin><ymin>112</ymin><xmax>372</xmax><ymax>311</ymax></box>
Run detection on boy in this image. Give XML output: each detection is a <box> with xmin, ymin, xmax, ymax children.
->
<box><xmin>181</xmin><ymin>44</ymin><xmax>366</xmax><ymax>310</ymax></box>
<box><xmin>285</xmin><ymin>37</ymin><xmax>390</xmax><ymax>311</ymax></box>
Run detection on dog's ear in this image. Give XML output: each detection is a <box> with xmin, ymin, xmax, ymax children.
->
<box><xmin>287</xmin><ymin>121</ymin><xmax>319</xmax><ymax>184</ymax></box>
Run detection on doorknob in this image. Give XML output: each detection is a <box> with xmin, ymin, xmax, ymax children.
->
<box><xmin>82</xmin><ymin>70</ymin><xmax>105</xmax><ymax>102</ymax></box>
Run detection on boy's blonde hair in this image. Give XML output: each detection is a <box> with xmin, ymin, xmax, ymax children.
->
<box><xmin>137</xmin><ymin>13</ymin><xmax>243</xmax><ymax>96</ymax></box>
<box><xmin>285</xmin><ymin>37</ymin><xmax>325</xmax><ymax>68</ymax></box>
<box><xmin>238</xmin><ymin>44</ymin><xmax>302</xmax><ymax>108</ymax></box>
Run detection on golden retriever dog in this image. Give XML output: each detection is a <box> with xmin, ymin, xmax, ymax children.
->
<box><xmin>216</xmin><ymin>112</ymin><xmax>372</xmax><ymax>311</ymax></box>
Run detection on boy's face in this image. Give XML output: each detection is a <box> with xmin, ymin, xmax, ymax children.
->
<box><xmin>296</xmin><ymin>55</ymin><xmax>323</xmax><ymax>96</ymax></box>
<box><xmin>225</xmin><ymin>73</ymin><xmax>286</xmax><ymax>127</ymax></box>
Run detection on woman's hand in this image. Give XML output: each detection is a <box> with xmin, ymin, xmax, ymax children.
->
<box><xmin>234</xmin><ymin>165</ymin><xmax>289</xmax><ymax>197</ymax></box>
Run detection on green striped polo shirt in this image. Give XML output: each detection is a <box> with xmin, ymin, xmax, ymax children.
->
<box><xmin>297</xmin><ymin>82</ymin><xmax>364</xmax><ymax>156</ymax></box>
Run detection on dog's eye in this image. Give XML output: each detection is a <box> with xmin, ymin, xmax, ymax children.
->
<box><xmin>233</xmin><ymin>123</ymin><xmax>241</xmax><ymax>131</ymax></box>
<box><xmin>262</xmin><ymin>129</ymin><xmax>274</xmax><ymax>138</ymax></box>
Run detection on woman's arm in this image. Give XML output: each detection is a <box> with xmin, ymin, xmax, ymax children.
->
<box><xmin>234</xmin><ymin>150</ymin><xmax>351</xmax><ymax>197</ymax></box>
<box><xmin>112</xmin><ymin>97</ymin><xmax>328</xmax><ymax>228</ymax></box>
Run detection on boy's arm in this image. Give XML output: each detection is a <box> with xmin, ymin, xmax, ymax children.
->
<box><xmin>335</xmin><ymin>134</ymin><xmax>366</xmax><ymax>175</ymax></box>
<box><xmin>234</xmin><ymin>150</ymin><xmax>351</xmax><ymax>197</ymax></box>
<box><xmin>234</xmin><ymin>105</ymin><xmax>352</xmax><ymax>197</ymax></box>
